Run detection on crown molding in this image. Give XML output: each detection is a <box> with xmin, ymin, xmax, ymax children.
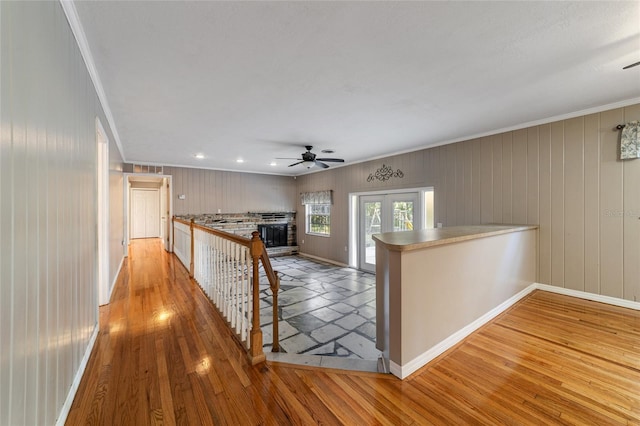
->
<box><xmin>59</xmin><ymin>0</ymin><xmax>126</xmax><ymax>162</ymax></box>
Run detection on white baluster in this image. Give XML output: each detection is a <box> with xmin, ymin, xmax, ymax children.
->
<box><xmin>215</xmin><ymin>235</ymin><xmax>221</xmax><ymax>307</ymax></box>
<box><xmin>234</xmin><ymin>243</ymin><xmax>241</xmax><ymax>335</ymax></box>
<box><xmin>230</xmin><ymin>241</ymin><xmax>237</xmax><ymax>329</ymax></box>
<box><xmin>246</xmin><ymin>245</ymin><xmax>253</xmax><ymax>350</ymax></box>
<box><xmin>224</xmin><ymin>238</ymin><xmax>230</xmax><ymax>320</ymax></box>
<box><xmin>235</xmin><ymin>244</ymin><xmax>242</xmax><ymax>334</ymax></box>
<box><xmin>242</xmin><ymin>246</ymin><xmax>249</xmax><ymax>343</ymax></box>
<box><xmin>207</xmin><ymin>234</ymin><xmax>214</xmax><ymax>300</ymax></box>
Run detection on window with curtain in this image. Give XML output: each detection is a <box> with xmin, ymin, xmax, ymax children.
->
<box><xmin>301</xmin><ymin>190</ymin><xmax>332</xmax><ymax>236</ymax></box>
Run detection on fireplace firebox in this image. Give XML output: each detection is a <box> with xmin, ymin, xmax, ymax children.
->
<box><xmin>258</xmin><ymin>224</ymin><xmax>288</xmax><ymax>248</ymax></box>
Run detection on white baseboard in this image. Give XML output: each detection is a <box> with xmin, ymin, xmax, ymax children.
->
<box><xmin>392</xmin><ymin>284</ymin><xmax>538</xmax><ymax>379</ymax></box>
<box><xmin>56</xmin><ymin>323</ymin><xmax>99</xmax><ymax>426</ymax></box>
<box><xmin>390</xmin><ymin>283</ymin><xmax>640</xmax><ymax>379</ymax></box>
<box><xmin>109</xmin><ymin>255</ymin><xmax>125</xmax><ymax>303</ymax></box>
<box><xmin>533</xmin><ymin>283</ymin><xmax>640</xmax><ymax>311</ymax></box>
<box><xmin>297</xmin><ymin>252</ymin><xmax>350</xmax><ymax>268</ymax></box>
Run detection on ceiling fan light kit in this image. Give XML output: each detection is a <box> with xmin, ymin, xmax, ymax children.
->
<box><xmin>282</xmin><ymin>146</ymin><xmax>345</xmax><ymax>169</ymax></box>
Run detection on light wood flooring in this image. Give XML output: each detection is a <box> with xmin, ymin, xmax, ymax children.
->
<box><xmin>67</xmin><ymin>238</ymin><xmax>640</xmax><ymax>425</ymax></box>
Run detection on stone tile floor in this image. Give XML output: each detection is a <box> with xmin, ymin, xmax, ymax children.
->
<box><xmin>258</xmin><ymin>255</ymin><xmax>380</xmax><ymax>362</ymax></box>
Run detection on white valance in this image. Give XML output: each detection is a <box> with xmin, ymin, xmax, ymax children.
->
<box><xmin>301</xmin><ymin>190</ymin><xmax>332</xmax><ymax>205</ymax></box>
<box><xmin>620</xmin><ymin>121</ymin><xmax>640</xmax><ymax>160</ymax></box>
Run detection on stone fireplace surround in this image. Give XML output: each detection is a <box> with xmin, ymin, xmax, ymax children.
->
<box><xmin>175</xmin><ymin>212</ymin><xmax>298</xmax><ymax>256</ymax></box>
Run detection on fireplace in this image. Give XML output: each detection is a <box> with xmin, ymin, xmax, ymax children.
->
<box><xmin>258</xmin><ymin>224</ymin><xmax>288</xmax><ymax>248</ymax></box>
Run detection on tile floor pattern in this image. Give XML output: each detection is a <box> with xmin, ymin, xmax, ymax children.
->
<box><xmin>258</xmin><ymin>255</ymin><xmax>380</xmax><ymax>361</ymax></box>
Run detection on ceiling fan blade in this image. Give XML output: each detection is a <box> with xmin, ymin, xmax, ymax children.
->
<box><xmin>316</xmin><ymin>158</ymin><xmax>344</xmax><ymax>163</ymax></box>
<box><xmin>315</xmin><ymin>161</ymin><xmax>330</xmax><ymax>169</ymax></box>
<box><xmin>276</xmin><ymin>157</ymin><xmax>303</xmax><ymax>160</ymax></box>
<box><xmin>288</xmin><ymin>161</ymin><xmax>304</xmax><ymax>167</ymax></box>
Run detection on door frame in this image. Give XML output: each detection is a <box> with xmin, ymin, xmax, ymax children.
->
<box><xmin>349</xmin><ymin>187</ymin><xmax>434</xmax><ymax>270</ymax></box>
<box><xmin>96</xmin><ymin>118</ymin><xmax>110</xmax><ymax>306</ymax></box>
<box><xmin>123</xmin><ymin>173</ymin><xmax>173</xmax><ymax>257</ymax></box>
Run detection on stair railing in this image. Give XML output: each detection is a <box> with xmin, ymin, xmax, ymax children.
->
<box><xmin>172</xmin><ymin>217</ymin><xmax>281</xmax><ymax>364</ymax></box>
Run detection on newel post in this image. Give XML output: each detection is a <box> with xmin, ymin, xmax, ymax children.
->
<box><xmin>189</xmin><ymin>218</ymin><xmax>195</xmax><ymax>278</ymax></box>
<box><xmin>249</xmin><ymin>231</ymin><xmax>266</xmax><ymax>364</ymax></box>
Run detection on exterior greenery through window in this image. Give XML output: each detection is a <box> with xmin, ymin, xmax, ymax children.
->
<box><xmin>306</xmin><ymin>204</ymin><xmax>331</xmax><ymax>236</ymax></box>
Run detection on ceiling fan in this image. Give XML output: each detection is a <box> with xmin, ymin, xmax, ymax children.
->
<box><xmin>278</xmin><ymin>146</ymin><xmax>345</xmax><ymax>169</ymax></box>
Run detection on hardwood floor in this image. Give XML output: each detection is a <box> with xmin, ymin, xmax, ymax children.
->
<box><xmin>67</xmin><ymin>239</ymin><xmax>640</xmax><ymax>425</ymax></box>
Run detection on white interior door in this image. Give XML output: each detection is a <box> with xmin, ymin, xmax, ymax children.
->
<box><xmin>131</xmin><ymin>189</ymin><xmax>160</xmax><ymax>239</ymax></box>
<box><xmin>358</xmin><ymin>192</ymin><xmax>420</xmax><ymax>273</ymax></box>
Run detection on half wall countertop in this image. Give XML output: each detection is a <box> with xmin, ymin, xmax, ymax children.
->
<box><xmin>372</xmin><ymin>225</ymin><xmax>538</xmax><ymax>252</ymax></box>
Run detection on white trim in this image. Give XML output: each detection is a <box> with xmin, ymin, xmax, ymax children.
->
<box><xmin>59</xmin><ymin>0</ymin><xmax>125</xmax><ymax>161</ymax></box>
<box><xmin>53</xmin><ymin>3</ymin><xmax>640</xmax><ymax>178</ymax></box>
<box><xmin>297</xmin><ymin>252</ymin><xmax>350</xmax><ymax>268</ymax></box>
<box><xmin>350</xmin><ymin>187</ymin><xmax>433</xmax><ymax>271</ymax></box>
<box><xmin>349</xmin><ymin>186</ymin><xmax>434</xmax><ymax>197</ymax></box>
<box><xmin>296</xmin><ymin>97</ymin><xmax>640</xmax><ymax>176</ymax></box>
<box><xmin>534</xmin><ymin>283</ymin><xmax>640</xmax><ymax>311</ymax></box>
<box><xmin>55</xmin><ymin>324</ymin><xmax>99</xmax><ymax>426</ymax></box>
<box><xmin>105</xmin><ymin>255</ymin><xmax>125</xmax><ymax>305</ymax></box>
<box><xmin>96</xmin><ymin>118</ymin><xmax>110</xmax><ymax>307</ymax></box>
<box><xmin>390</xmin><ymin>283</ymin><xmax>640</xmax><ymax>379</ymax></box>
<box><xmin>123</xmin><ymin>173</ymin><xmax>173</xmax><ymax>256</ymax></box>
<box><xmin>393</xmin><ymin>284</ymin><xmax>538</xmax><ymax>379</ymax></box>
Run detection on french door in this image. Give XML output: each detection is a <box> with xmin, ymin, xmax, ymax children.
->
<box><xmin>359</xmin><ymin>192</ymin><xmax>420</xmax><ymax>272</ymax></box>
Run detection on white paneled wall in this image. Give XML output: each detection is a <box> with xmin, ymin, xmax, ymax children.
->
<box><xmin>1</xmin><ymin>2</ymin><xmax>123</xmax><ymax>425</ymax></box>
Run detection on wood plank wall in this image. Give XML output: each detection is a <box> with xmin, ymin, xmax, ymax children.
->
<box><xmin>165</xmin><ymin>166</ymin><xmax>297</xmax><ymax>215</ymax></box>
<box><xmin>0</xmin><ymin>2</ymin><xmax>125</xmax><ymax>425</ymax></box>
<box><xmin>297</xmin><ymin>104</ymin><xmax>640</xmax><ymax>302</ymax></box>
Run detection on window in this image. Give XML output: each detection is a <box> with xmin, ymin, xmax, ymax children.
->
<box><xmin>301</xmin><ymin>190</ymin><xmax>333</xmax><ymax>236</ymax></box>
<box><xmin>306</xmin><ymin>203</ymin><xmax>331</xmax><ymax>236</ymax></box>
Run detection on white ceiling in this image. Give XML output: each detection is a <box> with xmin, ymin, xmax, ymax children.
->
<box><xmin>73</xmin><ymin>1</ymin><xmax>640</xmax><ymax>176</ymax></box>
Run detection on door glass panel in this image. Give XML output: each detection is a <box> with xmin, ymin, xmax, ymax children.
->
<box><xmin>393</xmin><ymin>201</ymin><xmax>414</xmax><ymax>231</ymax></box>
<box><xmin>364</xmin><ymin>201</ymin><xmax>381</xmax><ymax>265</ymax></box>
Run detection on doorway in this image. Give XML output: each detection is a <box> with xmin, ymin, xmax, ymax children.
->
<box><xmin>124</xmin><ymin>174</ymin><xmax>173</xmax><ymax>256</ymax></box>
<box><xmin>131</xmin><ymin>188</ymin><xmax>160</xmax><ymax>239</ymax></box>
<box><xmin>351</xmin><ymin>188</ymin><xmax>433</xmax><ymax>272</ymax></box>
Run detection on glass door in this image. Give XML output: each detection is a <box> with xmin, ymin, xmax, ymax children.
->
<box><xmin>359</xmin><ymin>196</ymin><xmax>383</xmax><ymax>273</ymax></box>
<box><xmin>358</xmin><ymin>192</ymin><xmax>420</xmax><ymax>273</ymax></box>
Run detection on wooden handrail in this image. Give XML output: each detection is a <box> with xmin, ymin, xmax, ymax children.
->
<box><xmin>173</xmin><ymin>217</ymin><xmax>191</xmax><ymax>226</ymax></box>
<box><xmin>175</xmin><ymin>217</ymin><xmax>281</xmax><ymax>362</ymax></box>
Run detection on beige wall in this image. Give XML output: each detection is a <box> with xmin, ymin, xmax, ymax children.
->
<box><xmin>0</xmin><ymin>2</ymin><xmax>124</xmax><ymax>424</ymax></box>
<box><xmin>165</xmin><ymin>166</ymin><xmax>297</xmax><ymax>215</ymax></box>
<box><xmin>297</xmin><ymin>103</ymin><xmax>640</xmax><ymax>301</ymax></box>
<box><xmin>377</xmin><ymin>228</ymin><xmax>537</xmax><ymax>377</ymax></box>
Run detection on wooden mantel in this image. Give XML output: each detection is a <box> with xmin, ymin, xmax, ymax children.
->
<box><xmin>373</xmin><ymin>225</ymin><xmax>538</xmax><ymax>379</ymax></box>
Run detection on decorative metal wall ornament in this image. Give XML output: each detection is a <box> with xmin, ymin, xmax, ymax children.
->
<box><xmin>367</xmin><ymin>164</ymin><xmax>404</xmax><ymax>182</ymax></box>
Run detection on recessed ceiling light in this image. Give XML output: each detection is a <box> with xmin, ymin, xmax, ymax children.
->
<box><xmin>236</xmin><ymin>158</ymin><xmax>244</xmax><ymax>163</ymax></box>
<box><xmin>321</xmin><ymin>149</ymin><xmax>335</xmax><ymax>154</ymax></box>
<box><xmin>194</xmin><ymin>153</ymin><xmax>205</xmax><ymax>159</ymax></box>
<box><xmin>270</xmin><ymin>161</ymin><xmax>277</xmax><ymax>166</ymax></box>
